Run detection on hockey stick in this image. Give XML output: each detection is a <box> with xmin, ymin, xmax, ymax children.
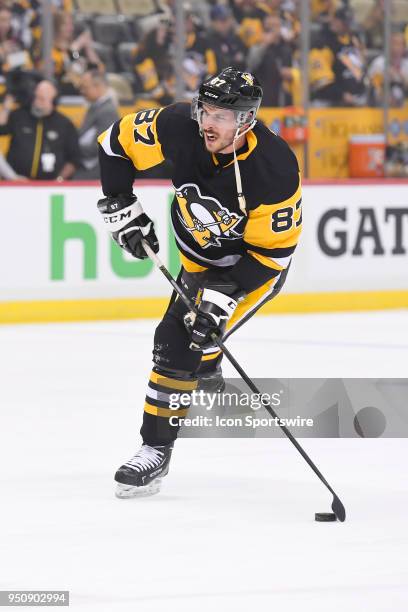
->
<box><xmin>142</xmin><ymin>240</ymin><xmax>346</xmax><ymax>522</ymax></box>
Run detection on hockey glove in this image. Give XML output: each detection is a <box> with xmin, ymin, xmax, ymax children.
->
<box><xmin>97</xmin><ymin>194</ymin><xmax>159</xmax><ymax>259</ymax></box>
<box><xmin>185</xmin><ymin>280</ymin><xmax>244</xmax><ymax>351</ymax></box>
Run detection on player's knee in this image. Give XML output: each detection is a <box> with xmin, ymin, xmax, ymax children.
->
<box><xmin>153</xmin><ymin>315</ymin><xmax>201</xmax><ymax>374</ymax></box>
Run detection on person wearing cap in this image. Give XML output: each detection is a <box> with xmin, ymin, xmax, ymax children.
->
<box><xmin>309</xmin><ymin>6</ymin><xmax>367</xmax><ymax>106</ymax></box>
<box><xmin>96</xmin><ymin>67</ymin><xmax>302</xmax><ymax>498</ymax></box>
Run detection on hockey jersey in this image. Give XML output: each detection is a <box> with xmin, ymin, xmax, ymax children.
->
<box><xmin>98</xmin><ymin>103</ymin><xmax>302</xmax><ymax>293</ymax></box>
<box><xmin>310</xmin><ymin>29</ymin><xmax>366</xmax><ymax>104</ymax></box>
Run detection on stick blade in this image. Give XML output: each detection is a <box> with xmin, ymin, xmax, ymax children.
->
<box><xmin>332</xmin><ymin>495</ymin><xmax>346</xmax><ymax>522</ymax></box>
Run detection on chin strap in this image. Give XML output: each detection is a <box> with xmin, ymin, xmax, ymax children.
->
<box><xmin>232</xmin><ymin>120</ymin><xmax>256</xmax><ymax>216</ymax></box>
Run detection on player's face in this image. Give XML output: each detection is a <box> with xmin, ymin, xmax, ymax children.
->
<box><xmin>201</xmin><ymin>104</ymin><xmax>239</xmax><ymax>154</ymax></box>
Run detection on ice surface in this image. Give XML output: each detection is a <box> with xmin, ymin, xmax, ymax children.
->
<box><xmin>0</xmin><ymin>311</ymin><xmax>407</xmax><ymax>611</ymax></box>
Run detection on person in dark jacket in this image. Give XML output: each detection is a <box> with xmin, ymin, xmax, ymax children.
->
<box><xmin>248</xmin><ymin>14</ymin><xmax>294</xmax><ymax>106</ymax></box>
<box><xmin>75</xmin><ymin>70</ymin><xmax>119</xmax><ymax>179</ymax></box>
<box><xmin>309</xmin><ymin>7</ymin><xmax>367</xmax><ymax>107</ymax></box>
<box><xmin>0</xmin><ymin>78</ymin><xmax>80</xmax><ymax>179</ymax></box>
<box><xmin>206</xmin><ymin>5</ymin><xmax>247</xmax><ymax>74</ymax></box>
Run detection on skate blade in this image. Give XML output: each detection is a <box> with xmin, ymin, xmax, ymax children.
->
<box><xmin>115</xmin><ymin>478</ymin><xmax>163</xmax><ymax>499</ymax></box>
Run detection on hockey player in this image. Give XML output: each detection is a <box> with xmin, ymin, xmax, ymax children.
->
<box><xmin>97</xmin><ymin>67</ymin><xmax>302</xmax><ymax>497</ymax></box>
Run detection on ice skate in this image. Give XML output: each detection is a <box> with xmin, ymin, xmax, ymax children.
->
<box><xmin>115</xmin><ymin>443</ymin><xmax>174</xmax><ymax>498</ymax></box>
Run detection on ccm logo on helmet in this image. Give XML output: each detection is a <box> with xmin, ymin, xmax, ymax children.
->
<box><xmin>103</xmin><ymin>210</ymin><xmax>132</xmax><ymax>224</ymax></box>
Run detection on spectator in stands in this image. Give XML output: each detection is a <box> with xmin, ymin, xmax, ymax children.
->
<box><xmin>0</xmin><ymin>79</ymin><xmax>80</xmax><ymax>179</ymax></box>
<box><xmin>362</xmin><ymin>0</ymin><xmax>384</xmax><ymax>51</ymax></box>
<box><xmin>74</xmin><ymin>70</ymin><xmax>118</xmax><ymax>179</ymax></box>
<box><xmin>0</xmin><ymin>6</ymin><xmax>14</xmax><ymax>98</ymax></box>
<box><xmin>132</xmin><ymin>14</ymin><xmax>174</xmax><ymax>104</ymax></box>
<box><xmin>0</xmin><ymin>4</ymin><xmax>18</xmax><ymax>49</ymax></box>
<box><xmin>248</xmin><ymin>14</ymin><xmax>294</xmax><ymax>106</ymax></box>
<box><xmin>368</xmin><ymin>30</ymin><xmax>408</xmax><ymax>108</ymax></box>
<box><xmin>207</xmin><ymin>5</ymin><xmax>246</xmax><ymax>73</ymax></box>
<box><xmin>133</xmin><ymin>6</ymin><xmax>214</xmax><ymax>105</ymax></box>
<box><xmin>239</xmin><ymin>0</ymin><xmax>300</xmax><ymax>48</ymax></box>
<box><xmin>311</xmin><ymin>0</ymin><xmax>339</xmax><ymax>26</ymax></box>
<box><xmin>309</xmin><ymin>6</ymin><xmax>367</xmax><ymax>107</ymax></box>
<box><xmin>279</xmin><ymin>0</ymin><xmax>301</xmax><ymax>48</ymax></box>
<box><xmin>230</xmin><ymin>0</ymin><xmax>300</xmax><ymax>50</ymax></box>
<box><xmin>52</xmin><ymin>11</ymin><xmax>103</xmax><ymax>97</ymax></box>
<box><xmin>361</xmin><ymin>0</ymin><xmax>406</xmax><ymax>51</ymax></box>
<box><xmin>184</xmin><ymin>5</ymin><xmax>214</xmax><ymax>76</ymax></box>
<box><xmin>229</xmin><ymin>0</ymin><xmax>265</xmax><ymax>48</ymax></box>
<box><xmin>8</xmin><ymin>0</ymin><xmax>42</xmax><ymax>66</ymax></box>
<box><xmin>0</xmin><ymin>5</ymin><xmax>32</xmax><ymax>100</ymax></box>
<box><xmin>258</xmin><ymin>0</ymin><xmax>288</xmax><ymax>22</ymax></box>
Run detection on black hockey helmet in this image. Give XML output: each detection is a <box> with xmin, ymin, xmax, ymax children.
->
<box><xmin>197</xmin><ymin>67</ymin><xmax>262</xmax><ymax>112</ymax></box>
<box><xmin>192</xmin><ymin>66</ymin><xmax>263</xmax><ymax>127</ymax></box>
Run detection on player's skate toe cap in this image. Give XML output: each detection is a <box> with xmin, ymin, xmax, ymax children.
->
<box><xmin>114</xmin><ymin>467</ymin><xmax>144</xmax><ymax>486</ymax></box>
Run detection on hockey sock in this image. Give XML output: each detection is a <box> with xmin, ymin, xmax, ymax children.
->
<box><xmin>140</xmin><ymin>367</ymin><xmax>197</xmax><ymax>446</ymax></box>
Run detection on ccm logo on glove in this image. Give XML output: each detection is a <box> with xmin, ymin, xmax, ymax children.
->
<box><xmin>103</xmin><ymin>207</ymin><xmax>135</xmax><ymax>227</ymax></box>
<box><xmin>97</xmin><ymin>193</ymin><xmax>159</xmax><ymax>260</ymax></box>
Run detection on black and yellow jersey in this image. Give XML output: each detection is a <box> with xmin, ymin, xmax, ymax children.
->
<box><xmin>310</xmin><ymin>29</ymin><xmax>366</xmax><ymax>103</ymax></box>
<box><xmin>98</xmin><ymin>103</ymin><xmax>301</xmax><ymax>293</ymax></box>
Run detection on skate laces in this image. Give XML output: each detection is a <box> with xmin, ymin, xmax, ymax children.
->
<box><xmin>125</xmin><ymin>445</ymin><xmax>164</xmax><ymax>473</ymax></box>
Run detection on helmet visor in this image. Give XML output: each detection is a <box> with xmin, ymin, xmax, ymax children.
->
<box><xmin>192</xmin><ymin>97</ymin><xmax>256</xmax><ymax>130</ymax></box>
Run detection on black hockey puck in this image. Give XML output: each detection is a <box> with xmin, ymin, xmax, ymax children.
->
<box><xmin>315</xmin><ymin>512</ymin><xmax>337</xmax><ymax>522</ymax></box>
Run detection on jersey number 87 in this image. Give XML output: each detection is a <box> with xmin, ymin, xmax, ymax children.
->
<box><xmin>271</xmin><ymin>200</ymin><xmax>302</xmax><ymax>233</ymax></box>
<box><xmin>133</xmin><ymin>109</ymin><xmax>159</xmax><ymax>146</ymax></box>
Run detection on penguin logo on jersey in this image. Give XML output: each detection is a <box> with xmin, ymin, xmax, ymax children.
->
<box><xmin>175</xmin><ymin>184</ymin><xmax>244</xmax><ymax>248</ymax></box>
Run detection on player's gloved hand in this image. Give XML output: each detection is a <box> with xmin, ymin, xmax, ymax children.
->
<box><xmin>97</xmin><ymin>193</ymin><xmax>159</xmax><ymax>259</ymax></box>
<box><xmin>185</xmin><ymin>280</ymin><xmax>245</xmax><ymax>351</ymax></box>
